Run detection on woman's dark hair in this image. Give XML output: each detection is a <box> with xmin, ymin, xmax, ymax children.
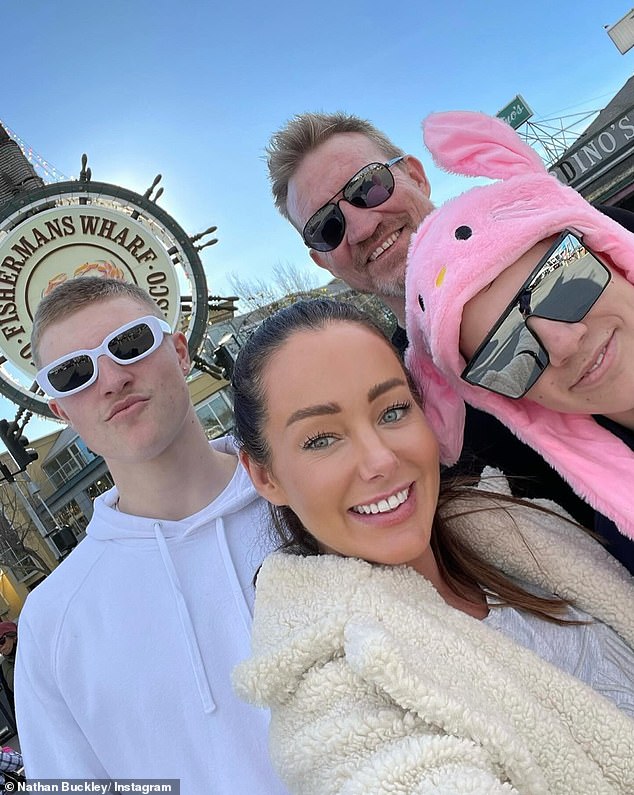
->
<box><xmin>233</xmin><ymin>298</ymin><xmax>576</xmax><ymax>623</ymax></box>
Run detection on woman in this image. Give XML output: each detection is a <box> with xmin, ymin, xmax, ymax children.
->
<box><xmin>232</xmin><ymin>299</ymin><xmax>634</xmax><ymax>795</ymax></box>
<box><xmin>405</xmin><ymin>110</ymin><xmax>634</xmax><ymax>573</ymax></box>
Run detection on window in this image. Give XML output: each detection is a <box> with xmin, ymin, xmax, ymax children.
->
<box><xmin>44</xmin><ymin>442</ymin><xmax>96</xmax><ymax>489</ymax></box>
<box><xmin>86</xmin><ymin>473</ymin><xmax>114</xmax><ymax>501</ymax></box>
<box><xmin>196</xmin><ymin>390</ymin><xmax>234</xmax><ymax>439</ymax></box>
<box><xmin>0</xmin><ymin>548</ymin><xmax>40</xmax><ymax>582</ymax></box>
<box><xmin>54</xmin><ymin>499</ymin><xmax>88</xmax><ymax>536</ymax></box>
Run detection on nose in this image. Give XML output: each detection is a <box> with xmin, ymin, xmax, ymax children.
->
<box><xmin>526</xmin><ymin>317</ymin><xmax>588</xmax><ymax>368</ymax></box>
<box><xmin>341</xmin><ymin>203</ymin><xmax>382</xmax><ymax>246</ymax></box>
<box><xmin>96</xmin><ymin>354</ymin><xmax>133</xmax><ymax>395</ymax></box>
<box><xmin>356</xmin><ymin>430</ymin><xmax>399</xmax><ymax>481</ymax></box>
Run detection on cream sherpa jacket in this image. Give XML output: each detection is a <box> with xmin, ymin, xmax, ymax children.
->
<box><xmin>234</xmin><ymin>485</ymin><xmax>634</xmax><ymax>795</ymax></box>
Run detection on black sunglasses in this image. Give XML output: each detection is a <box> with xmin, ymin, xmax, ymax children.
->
<box><xmin>461</xmin><ymin>230</ymin><xmax>611</xmax><ymax>399</ymax></box>
<box><xmin>0</xmin><ymin>634</ymin><xmax>15</xmax><ymax>645</ymax></box>
<box><xmin>302</xmin><ymin>156</ymin><xmax>405</xmax><ymax>252</ymax></box>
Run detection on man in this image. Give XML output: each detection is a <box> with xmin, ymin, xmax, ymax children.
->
<box><xmin>266</xmin><ymin>111</ymin><xmax>634</xmax><ymax>528</ymax></box>
<box><xmin>15</xmin><ymin>278</ymin><xmax>288</xmax><ymax>793</ymax></box>
<box><xmin>268</xmin><ymin>112</ymin><xmax>432</xmax><ymax>326</ymax></box>
<box><xmin>402</xmin><ymin>109</ymin><xmax>634</xmax><ymax>572</ymax></box>
<box><xmin>0</xmin><ymin>622</ymin><xmax>17</xmax><ymax>717</ymax></box>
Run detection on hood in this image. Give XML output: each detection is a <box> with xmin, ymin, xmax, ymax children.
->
<box><xmin>405</xmin><ymin>110</ymin><xmax>634</xmax><ymax>541</ymax></box>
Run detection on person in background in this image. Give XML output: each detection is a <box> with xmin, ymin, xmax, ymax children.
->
<box><xmin>405</xmin><ymin>110</ymin><xmax>634</xmax><ymax>573</ymax></box>
<box><xmin>0</xmin><ymin>622</ymin><xmax>17</xmax><ymax>717</ymax></box>
<box><xmin>0</xmin><ymin>745</ymin><xmax>24</xmax><ymax>792</ymax></box>
<box><xmin>15</xmin><ymin>277</ymin><xmax>289</xmax><ymax>793</ymax></box>
<box><xmin>231</xmin><ymin>298</ymin><xmax>634</xmax><ymax>795</ymax></box>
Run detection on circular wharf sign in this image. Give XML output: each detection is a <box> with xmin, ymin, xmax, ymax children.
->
<box><xmin>0</xmin><ymin>179</ymin><xmax>210</xmax><ymax>418</ymax></box>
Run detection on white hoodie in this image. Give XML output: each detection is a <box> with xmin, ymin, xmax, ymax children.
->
<box><xmin>15</xmin><ymin>437</ymin><xmax>289</xmax><ymax>794</ymax></box>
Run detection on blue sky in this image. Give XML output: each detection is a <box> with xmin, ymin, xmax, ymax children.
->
<box><xmin>2</xmin><ymin>0</ymin><xmax>633</xmax><ymax>440</ymax></box>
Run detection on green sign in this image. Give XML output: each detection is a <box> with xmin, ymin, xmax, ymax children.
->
<box><xmin>497</xmin><ymin>95</ymin><xmax>533</xmax><ymax>130</ymax></box>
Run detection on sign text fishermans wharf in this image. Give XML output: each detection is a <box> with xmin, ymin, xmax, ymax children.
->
<box><xmin>0</xmin><ymin>205</ymin><xmax>180</xmax><ymax>374</ymax></box>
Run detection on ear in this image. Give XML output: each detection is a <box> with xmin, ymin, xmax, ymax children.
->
<box><xmin>172</xmin><ymin>330</ymin><xmax>191</xmax><ymax>371</ymax></box>
<box><xmin>403</xmin><ymin>155</ymin><xmax>431</xmax><ymax>197</ymax></box>
<box><xmin>49</xmin><ymin>399</ymin><xmax>71</xmax><ymax>425</ymax></box>
<box><xmin>239</xmin><ymin>450</ymin><xmax>289</xmax><ymax>506</ymax></box>
<box><xmin>309</xmin><ymin>249</ymin><xmax>333</xmax><ymax>274</ymax></box>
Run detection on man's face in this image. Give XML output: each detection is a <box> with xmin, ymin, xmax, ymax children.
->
<box><xmin>0</xmin><ymin>633</ymin><xmax>16</xmax><ymax>656</ymax></box>
<box><xmin>460</xmin><ymin>239</ymin><xmax>634</xmax><ymax>428</ymax></box>
<box><xmin>287</xmin><ymin>133</ymin><xmax>433</xmax><ymax>306</ymax></box>
<box><xmin>38</xmin><ymin>296</ymin><xmax>194</xmax><ymax>471</ymax></box>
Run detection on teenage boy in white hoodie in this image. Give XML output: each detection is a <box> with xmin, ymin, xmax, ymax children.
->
<box><xmin>15</xmin><ymin>278</ymin><xmax>288</xmax><ymax>794</ymax></box>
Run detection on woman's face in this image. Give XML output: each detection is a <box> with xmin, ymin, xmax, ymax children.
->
<box><xmin>460</xmin><ymin>238</ymin><xmax>634</xmax><ymax>429</ymax></box>
<box><xmin>243</xmin><ymin>322</ymin><xmax>441</xmax><ymax>575</ymax></box>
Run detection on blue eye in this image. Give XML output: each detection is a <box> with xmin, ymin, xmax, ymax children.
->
<box><xmin>381</xmin><ymin>402</ymin><xmax>411</xmax><ymax>423</ymax></box>
<box><xmin>303</xmin><ymin>433</ymin><xmax>336</xmax><ymax>450</ymax></box>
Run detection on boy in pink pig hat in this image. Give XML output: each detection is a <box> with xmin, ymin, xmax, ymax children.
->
<box><xmin>405</xmin><ymin>110</ymin><xmax>634</xmax><ymax>573</ymax></box>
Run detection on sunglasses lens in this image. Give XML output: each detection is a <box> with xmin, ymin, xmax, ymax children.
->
<box><xmin>47</xmin><ymin>356</ymin><xmax>95</xmax><ymax>394</ymax></box>
<box><xmin>344</xmin><ymin>163</ymin><xmax>394</xmax><ymax>208</ymax></box>
<box><xmin>463</xmin><ymin>315</ymin><xmax>548</xmax><ymax>398</ymax></box>
<box><xmin>303</xmin><ymin>205</ymin><xmax>346</xmax><ymax>252</ymax></box>
<box><xmin>462</xmin><ymin>233</ymin><xmax>610</xmax><ymax>398</ymax></box>
<box><xmin>109</xmin><ymin>323</ymin><xmax>155</xmax><ymax>361</ymax></box>
<box><xmin>303</xmin><ymin>162</ymin><xmax>398</xmax><ymax>251</ymax></box>
<box><xmin>529</xmin><ymin>238</ymin><xmax>610</xmax><ymax>322</ymax></box>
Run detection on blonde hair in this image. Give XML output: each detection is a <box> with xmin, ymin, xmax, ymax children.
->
<box><xmin>267</xmin><ymin>111</ymin><xmax>404</xmax><ymax>221</ymax></box>
<box><xmin>31</xmin><ymin>277</ymin><xmax>162</xmax><ymax>368</ymax></box>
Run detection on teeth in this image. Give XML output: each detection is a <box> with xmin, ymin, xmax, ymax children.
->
<box><xmin>587</xmin><ymin>347</ymin><xmax>606</xmax><ymax>374</ymax></box>
<box><xmin>352</xmin><ymin>487</ymin><xmax>409</xmax><ymax>515</ymax></box>
<box><xmin>369</xmin><ymin>231</ymin><xmax>400</xmax><ymax>262</ymax></box>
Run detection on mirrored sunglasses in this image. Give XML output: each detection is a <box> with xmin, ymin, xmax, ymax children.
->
<box><xmin>36</xmin><ymin>315</ymin><xmax>172</xmax><ymax>398</ymax></box>
<box><xmin>302</xmin><ymin>156</ymin><xmax>405</xmax><ymax>252</ymax></box>
<box><xmin>461</xmin><ymin>231</ymin><xmax>611</xmax><ymax>399</ymax></box>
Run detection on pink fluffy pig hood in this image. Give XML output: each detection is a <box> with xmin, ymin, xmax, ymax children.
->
<box><xmin>405</xmin><ymin>110</ymin><xmax>634</xmax><ymax>540</ymax></box>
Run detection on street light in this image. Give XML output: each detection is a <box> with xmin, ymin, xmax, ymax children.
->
<box><xmin>0</xmin><ymin>420</ymin><xmax>38</xmax><ymax>474</ymax></box>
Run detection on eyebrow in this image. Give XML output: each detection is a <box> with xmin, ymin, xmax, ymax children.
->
<box><xmin>286</xmin><ymin>402</ymin><xmax>340</xmax><ymax>427</ymax></box>
<box><xmin>367</xmin><ymin>377</ymin><xmax>407</xmax><ymax>402</ymax></box>
<box><xmin>285</xmin><ymin>377</ymin><xmax>407</xmax><ymax>427</ymax></box>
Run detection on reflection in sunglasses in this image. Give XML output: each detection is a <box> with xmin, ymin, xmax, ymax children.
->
<box><xmin>302</xmin><ymin>157</ymin><xmax>404</xmax><ymax>252</ymax></box>
<box><xmin>461</xmin><ymin>230</ymin><xmax>611</xmax><ymax>399</ymax></box>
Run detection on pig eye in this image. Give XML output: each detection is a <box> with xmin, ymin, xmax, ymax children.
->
<box><xmin>455</xmin><ymin>225</ymin><xmax>472</xmax><ymax>240</ymax></box>
<box><xmin>418</xmin><ymin>294</ymin><xmax>425</xmax><ymax>312</ymax></box>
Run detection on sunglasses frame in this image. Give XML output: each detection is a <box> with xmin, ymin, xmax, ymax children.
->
<box><xmin>302</xmin><ymin>156</ymin><xmax>406</xmax><ymax>252</ymax></box>
<box><xmin>461</xmin><ymin>230</ymin><xmax>612</xmax><ymax>399</ymax></box>
<box><xmin>36</xmin><ymin>315</ymin><xmax>172</xmax><ymax>399</ymax></box>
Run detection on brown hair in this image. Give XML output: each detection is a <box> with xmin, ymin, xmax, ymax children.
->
<box><xmin>267</xmin><ymin>111</ymin><xmax>404</xmax><ymax>222</ymax></box>
<box><xmin>31</xmin><ymin>277</ymin><xmax>162</xmax><ymax>368</ymax></box>
<box><xmin>232</xmin><ymin>299</ymin><xmax>577</xmax><ymax>624</ymax></box>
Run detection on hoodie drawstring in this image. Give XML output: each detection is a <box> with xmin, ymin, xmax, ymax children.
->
<box><xmin>154</xmin><ymin>522</ymin><xmax>216</xmax><ymax>714</ymax></box>
<box><xmin>215</xmin><ymin>517</ymin><xmax>253</xmax><ymax>632</ymax></box>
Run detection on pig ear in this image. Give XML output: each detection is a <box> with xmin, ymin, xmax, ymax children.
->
<box><xmin>423</xmin><ymin>110</ymin><xmax>545</xmax><ymax>180</ymax></box>
<box><xmin>405</xmin><ymin>346</ymin><xmax>465</xmax><ymax>466</ymax></box>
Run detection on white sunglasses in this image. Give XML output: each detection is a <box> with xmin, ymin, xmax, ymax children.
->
<box><xmin>36</xmin><ymin>315</ymin><xmax>172</xmax><ymax>398</ymax></box>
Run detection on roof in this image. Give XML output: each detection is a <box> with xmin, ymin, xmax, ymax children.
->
<box><xmin>0</xmin><ymin>123</ymin><xmax>44</xmax><ymax>210</ymax></box>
